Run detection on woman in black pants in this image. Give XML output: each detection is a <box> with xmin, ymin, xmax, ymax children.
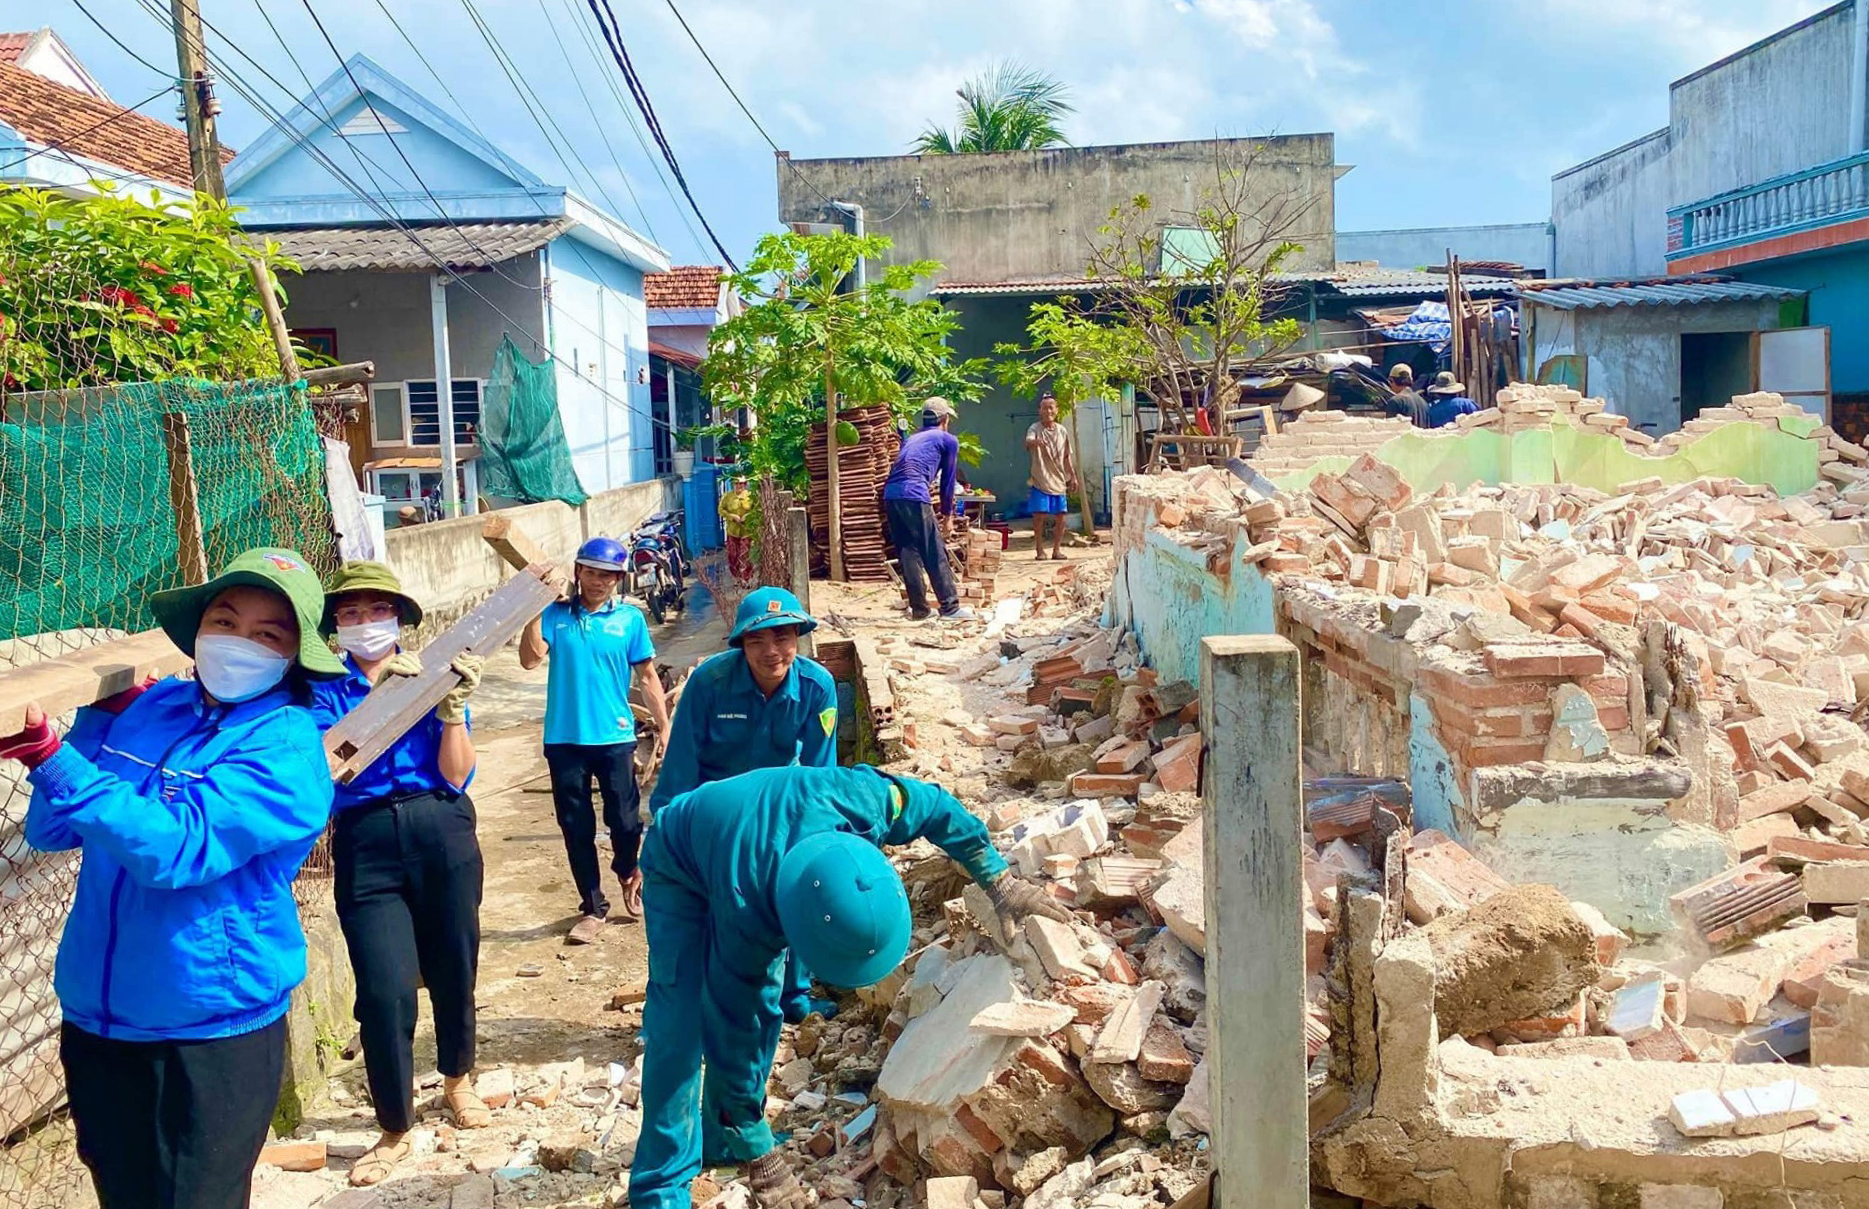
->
<box><xmin>309</xmin><ymin>561</ymin><xmax>489</xmax><ymax>1187</ymax></box>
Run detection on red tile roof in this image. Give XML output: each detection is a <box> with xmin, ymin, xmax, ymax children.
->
<box><xmin>646</xmin><ymin>264</ymin><xmax>725</xmax><ymax>311</ymax></box>
<box><xmin>0</xmin><ymin>32</ymin><xmax>32</xmax><ymax>64</ymax></box>
<box><xmin>0</xmin><ymin>58</ymin><xmax>230</xmax><ymax>188</ymax></box>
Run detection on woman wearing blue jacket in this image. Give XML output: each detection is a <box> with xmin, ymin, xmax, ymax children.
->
<box><xmin>0</xmin><ymin>547</ymin><xmax>344</xmax><ymax>1209</ymax></box>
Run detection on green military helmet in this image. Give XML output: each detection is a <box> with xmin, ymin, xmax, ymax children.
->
<box><xmin>773</xmin><ymin>832</ymin><xmax>910</xmax><ymax>990</ymax></box>
<box><xmin>727</xmin><ymin>587</ymin><xmax>818</xmax><ymax>647</ymax></box>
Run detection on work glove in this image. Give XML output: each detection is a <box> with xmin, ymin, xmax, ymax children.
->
<box><xmin>382</xmin><ymin>652</ymin><xmax>424</xmax><ymax>679</ymax></box>
<box><xmin>436</xmin><ymin>654</ymin><xmax>483</xmax><ymax>726</ymax></box>
<box><xmin>94</xmin><ymin>675</ymin><xmax>157</xmax><ymax>716</ymax></box>
<box><xmin>986</xmin><ymin>870</ymin><xmax>1076</xmax><ymax>936</ymax></box>
<box><xmin>746</xmin><ymin>1152</ymin><xmax>813</xmax><ymax>1209</ymax></box>
<box><xmin>0</xmin><ymin>707</ymin><xmax>60</xmax><ymax>769</ymax></box>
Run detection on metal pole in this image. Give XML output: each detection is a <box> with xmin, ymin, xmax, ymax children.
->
<box><xmin>665</xmin><ymin>361</ymin><xmax>679</xmax><ymax>473</ymax></box>
<box><xmin>1200</xmin><ymin>634</ymin><xmax>1307</xmax><ymax>1209</ymax></box>
<box><xmin>169</xmin><ymin>0</ymin><xmax>226</xmax><ymax>200</ymax></box>
<box><xmin>430</xmin><ymin>272</ymin><xmax>460</xmax><ymax>518</ymax></box>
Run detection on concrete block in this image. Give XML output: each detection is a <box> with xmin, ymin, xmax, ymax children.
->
<box><xmin>1669</xmin><ymin>1088</ymin><xmax>1737</xmax><ymax>1138</ymax></box>
<box><xmin>969</xmin><ymin>1000</ymin><xmax>1076</xmax><ymax>1037</ymax></box>
<box><xmin>1803</xmin><ymin>860</ymin><xmax>1869</xmax><ymax>905</ymax></box>
<box><xmin>1722</xmin><ymin>1079</ymin><xmax>1820</xmax><ymax>1135</ymax></box>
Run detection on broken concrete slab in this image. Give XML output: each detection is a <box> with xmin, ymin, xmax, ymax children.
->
<box><xmin>1417</xmin><ymin>883</ymin><xmax>1598</xmax><ymax>1040</ymax></box>
<box><xmin>1088</xmin><ymin>981</ymin><xmax>1165</xmax><ymax>1064</ymax></box>
<box><xmin>1081</xmin><ymin>1058</ymin><xmax>1179</xmax><ymax>1115</ymax></box>
<box><xmin>969</xmin><ymin>999</ymin><xmax>1077</xmax><ymax>1038</ymax></box>
<box><xmin>1685</xmin><ymin>944</ymin><xmax>1791</xmax><ymax>1026</ymax></box>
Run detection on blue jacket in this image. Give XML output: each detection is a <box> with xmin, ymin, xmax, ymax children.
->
<box><xmin>25</xmin><ymin>678</ymin><xmax>334</xmax><ymax>1042</ymax></box>
<box><xmin>648</xmin><ymin>651</ymin><xmax>838</xmax><ymax>815</ymax></box>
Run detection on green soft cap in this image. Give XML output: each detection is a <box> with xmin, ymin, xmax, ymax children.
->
<box><xmin>320</xmin><ymin>559</ymin><xmax>424</xmax><ymax>634</ymax></box>
<box><xmin>774</xmin><ymin>831</ymin><xmax>910</xmax><ymax>990</ymax></box>
<box><xmin>149</xmin><ymin>547</ymin><xmax>346</xmax><ymax>679</ymax></box>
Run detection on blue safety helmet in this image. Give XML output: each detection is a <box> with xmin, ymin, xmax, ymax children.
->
<box><xmin>575</xmin><ymin>536</ymin><xmax>628</xmax><ymax>572</ymax></box>
<box><xmin>728</xmin><ymin>587</ymin><xmax>818</xmax><ymax>647</ymax></box>
<box><xmin>774</xmin><ymin>832</ymin><xmax>911</xmax><ymax>990</ymax></box>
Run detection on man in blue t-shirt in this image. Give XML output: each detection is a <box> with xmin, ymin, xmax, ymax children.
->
<box><xmin>521</xmin><ymin>537</ymin><xmax>670</xmax><ymax>944</ymax></box>
<box><xmin>1425</xmin><ymin>371</ymin><xmax>1481</xmax><ymax>428</ymax></box>
<box><xmin>881</xmin><ymin>398</ymin><xmax>972</xmax><ymax>621</ymax></box>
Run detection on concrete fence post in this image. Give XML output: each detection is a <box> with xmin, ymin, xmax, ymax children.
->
<box><xmin>1200</xmin><ymin>634</ymin><xmax>1306</xmax><ymax>1208</ymax></box>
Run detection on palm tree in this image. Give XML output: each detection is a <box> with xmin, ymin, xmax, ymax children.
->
<box><xmin>913</xmin><ymin>61</ymin><xmax>1073</xmax><ymax>154</ymax></box>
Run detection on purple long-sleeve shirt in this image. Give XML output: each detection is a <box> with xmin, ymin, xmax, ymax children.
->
<box><xmin>882</xmin><ymin>427</ymin><xmax>959</xmax><ymax>512</ymax></box>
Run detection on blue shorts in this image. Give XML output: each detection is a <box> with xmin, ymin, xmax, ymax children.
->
<box><xmin>1028</xmin><ymin>489</ymin><xmax>1068</xmax><ymax>514</ymax></box>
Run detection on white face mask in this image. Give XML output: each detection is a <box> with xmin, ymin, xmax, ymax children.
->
<box><xmin>194</xmin><ymin>634</ymin><xmax>291</xmax><ymax>704</ymax></box>
<box><xmin>335</xmin><ymin>618</ymin><xmax>401</xmax><ymax>661</ymax></box>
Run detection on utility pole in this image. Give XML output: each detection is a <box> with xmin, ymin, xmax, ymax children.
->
<box><xmin>170</xmin><ymin>0</ymin><xmax>226</xmax><ymax>200</ymax></box>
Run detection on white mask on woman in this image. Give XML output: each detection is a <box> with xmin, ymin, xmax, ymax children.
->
<box><xmin>335</xmin><ymin>618</ymin><xmax>401</xmax><ymax>661</ymax></box>
<box><xmin>194</xmin><ymin>634</ymin><xmax>291</xmax><ymax>703</ymax></box>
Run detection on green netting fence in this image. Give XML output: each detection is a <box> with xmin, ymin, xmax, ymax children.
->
<box><xmin>480</xmin><ymin>334</ymin><xmax>589</xmax><ymax>506</ymax></box>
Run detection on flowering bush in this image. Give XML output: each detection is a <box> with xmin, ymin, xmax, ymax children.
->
<box><xmin>0</xmin><ymin>184</ymin><xmax>302</xmax><ymax>392</ymax></box>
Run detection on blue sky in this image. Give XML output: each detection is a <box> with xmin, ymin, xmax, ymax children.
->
<box><xmin>38</xmin><ymin>0</ymin><xmax>1838</xmax><ymax>267</ymax></box>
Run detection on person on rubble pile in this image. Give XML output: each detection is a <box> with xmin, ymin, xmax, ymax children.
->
<box><xmin>520</xmin><ymin>536</ymin><xmax>670</xmax><ymax>944</ymax></box>
<box><xmin>306</xmin><ymin>561</ymin><xmax>489</xmax><ymax>1188</ymax></box>
<box><xmin>1026</xmin><ymin>392</ymin><xmax>1076</xmax><ymax>561</ymax></box>
<box><xmin>881</xmin><ymin>397</ymin><xmax>974</xmax><ymax>622</ymax></box>
<box><xmin>0</xmin><ymin>547</ymin><xmax>343</xmax><ymax>1209</ymax></box>
<box><xmin>649</xmin><ymin>587</ymin><xmax>840</xmax><ymax>1027</ymax></box>
<box><xmin>1383</xmin><ymin>363</ymin><xmax>1431</xmax><ymax>428</ymax></box>
<box><xmin>1424</xmin><ymin>371</ymin><xmax>1481</xmax><ymax>429</ymax></box>
<box><xmin>628</xmin><ymin>764</ymin><xmax>1073</xmax><ymax>1209</ymax></box>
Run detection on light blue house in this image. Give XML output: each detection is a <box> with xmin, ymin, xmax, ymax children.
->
<box><xmin>226</xmin><ymin>54</ymin><xmax>669</xmax><ymax>515</ymax></box>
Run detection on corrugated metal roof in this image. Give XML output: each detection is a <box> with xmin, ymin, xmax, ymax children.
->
<box><xmin>1519</xmin><ymin>279</ymin><xmax>1804</xmax><ymax>310</ymax></box>
<box><xmin>263</xmin><ymin>220</ymin><xmax>574</xmax><ymax>272</ymax></box>
<box><xmin>932</xmin><ymin>278</ymin><xmax>1117</xmax><ymax>297</ymax></box>
<box><xmin>1319</xmin><ymin>271</ymin><xmax>1517</xmax><ymax>298</ymax></box>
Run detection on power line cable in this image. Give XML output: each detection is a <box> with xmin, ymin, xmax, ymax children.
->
<box><xmin>533</xmin><ymin>0</ymin><xmax>657</xmax><ymax>243</ymax></box>
<box><xmin>658</xmin><ymin>0</ymin><xmax>834</xmax><ymax>208</ymax></box>
<box><xmin>580</xmin><ymin>0</ymin><xmax>739</xmax><ymax>269</ymax></box>
<box><xmin>67</xmin><ymin>0</ymin><xmax>176</xmax><ymax>80</ymax></box>
<box><xmin>0</xmin><ymin>83</ymin><xmax>180</xmax><ymax>177</ymax></box>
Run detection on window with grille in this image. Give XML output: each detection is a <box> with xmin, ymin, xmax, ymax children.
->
<box><xmin>405</xmin><ymin>379</ymin><xmax>481</xmax><ymax>447</ymax></box>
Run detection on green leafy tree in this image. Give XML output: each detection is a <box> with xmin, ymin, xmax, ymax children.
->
<box><xmin>913</xmin><ymin>61</ymin><xmax>1073</xmax><ymax>154</ymax></box>
<box><xmin>0</xmin><ymin>184</ymin><xmax>302</xmax><ymax>392</ymax></box>
<box><xmin>705</xmin><ymin>230</ymin><xmax>984</xmax><ymax>580</ymax></box>
<box><xmin>997</xmin><ymin>140</ymin><xmax>1314</xmax><ymax>437</ymax></box>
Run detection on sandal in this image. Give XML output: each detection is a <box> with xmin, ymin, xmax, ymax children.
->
<box><xmin>349</xmin><ymin>1134</ymin><xmax>413</xmax><ymax>1187</ymax></box>
<box><xmin>444</xmin><ymin>1083</ymin><xmax>492</xmax><ymax>1129</ymax></box>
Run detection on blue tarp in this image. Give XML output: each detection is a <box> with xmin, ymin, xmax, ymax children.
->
<box><xmin>1376</xmin><ymin>301</ymin><xmax>1452</xmax><ymax>350</ymax></box>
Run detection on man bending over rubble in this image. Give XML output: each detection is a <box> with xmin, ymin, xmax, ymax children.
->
<box><xmin>629</xmin><ymin>764</ymin><xmax>1070</xmax><ymax>1209</ymax></box>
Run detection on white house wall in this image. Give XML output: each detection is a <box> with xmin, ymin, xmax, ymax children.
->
<box><xmin>546</xmin><ymin>235</ymin><xmax>654</xmax><ymax>493</ymax></box>
<box><xmin>1552</xmin><ymin>130</ymin><xmax>1673</xmax><ymax>278</ymax></box>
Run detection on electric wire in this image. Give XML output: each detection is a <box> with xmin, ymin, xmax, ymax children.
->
<box><xmin>580</xmin><ymin>0</ymin><xmax>739</xmax><ymax>269</ymax></box>
<box><xmin>67</xmin><ymin>0</ymin><xmax>176</xmax><ymax>80</ymax></box>
<box><xmin>534</xmin><ymin>0</ymin><xmax>658</xmax><ymax>243</ymax></box>
<box><xmin>0</xmin><ymin>83</ymin><xmax>181</xmax><ymax>178</ymax></box>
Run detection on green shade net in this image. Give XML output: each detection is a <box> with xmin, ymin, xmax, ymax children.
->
<box><xmin>480</xmin><ymin>335</ymin><xmax>588</xmax><ymax>506</ymax></box>
<box><xmin>0</xmin><ymin>377</ymin><xmax>336</xmax><ymax>639</ymax></box>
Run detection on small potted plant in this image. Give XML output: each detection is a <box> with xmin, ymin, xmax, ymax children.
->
<box><xmin>672</xmin><ymin>427</ymin><xmax>700</xmax><ymax>479</ymax></box>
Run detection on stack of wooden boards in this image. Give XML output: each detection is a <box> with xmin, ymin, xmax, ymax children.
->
<box><xmin>806</xmin><ymin>406</ymin><xmax>899</xmax><ymax>582</ymax></box>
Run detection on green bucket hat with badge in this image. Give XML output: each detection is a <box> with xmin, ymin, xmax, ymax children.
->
<box><xmin>319</xmin><ymin>560</ymin><xmax>425</xmax><ymax>635</ymax></box>
<box><xmin>149</xmin><ymin>547</ymin><xmax>347</xmax><ymax>679</ymax></box>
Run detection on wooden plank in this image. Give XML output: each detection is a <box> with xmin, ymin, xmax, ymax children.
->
<box><xmin>161</xmin><ymin>411</ymin><xmax>209</xmax><ymax>586</ymax></box>
<box><xmin>0</xmin><ymin>631</ymin><xmax>191</xmax><ymax>735</ymax></box>
<box><xmin>322</xmin><ymin>567</ymin><xmax>558</xmax><ymax>782</ymax></box>
<box><xmin>481</xmin><ymin>513</ymin><xmax>556</xmax><ymax>576</ymax></box>
<box><xmin>301</xmin><ymin>361</ymin><xmax>375</xmax><ymax>388</ymax></box>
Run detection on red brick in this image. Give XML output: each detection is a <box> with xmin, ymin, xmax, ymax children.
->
<box><xmin>1068</xmin><ymin>772</ymin><xmax>1145</xmax><ymax>796</ymax></box>
<box><xmin>1432</xmin><ymin>700</ymin><xmax>1553</xmax><ymax>739</ymax></box>
<box><xmin>953</xmin><ymin>1103</ymin><xmax>1006</xmax><ymax>1155</ymax></box>
<box><xmin>1582</xmin><ymin>593</ymin><xmax>1639</xmax><ymax>625</ymax></box>
<box><xmin>1013</xmin><ymin>1039</ymin><xmax>1078</xmax><ymax>1088</ymax></box>
<box><xmin>1596</xmin><ymin>706</ymin><xmax>1632</xmax><ymax>732</ymax></box>
<box><xmin>259</xmin><ymin>1141</ymin><xmax>327</xmax><ymax>1172</ymax></box>
<box><xmin>1485</xmin><ymin>647</ymin><xmax>1565</xmax><ymax>679</ymax></box>
<box><xmin>1558</xmin><ymin>602</ymin><xmax>1609</xmax><ymax>641</ymax></box>
<box><xmin>1552</xmin><ymin>624</ymin><xmax>1585</xmax><ymax>639</ymax></box>
<box><xmin>1558</xmin><ymin>649</ymin><xmax>1607</xmax><ymax>676</ymax></box>
<box><xmin>1726</xmin><ymin>721</ymin><xmax>1761</xmax><ymax>770</ymax></box>
<box><xmin>1455</xmin><ymin>738</ymin><xmax>1553</xmax><ymax>767</ymax></box>
<box><xmin>1103</xmin><ymin>948</ymin><xmax>1140</xmax><ymax>985</ymax></box>
<box><xmin>1419</xmin><ymin>665</ymin><xmax>1554</xmax><ymax>707</ymax></box>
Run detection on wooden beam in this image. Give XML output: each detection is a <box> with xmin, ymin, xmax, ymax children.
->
<box><xmin>0</xmin><ymin>631</ymin><xmax>191</xmax><ymax>735</ymax></box>
<box><xmin>322</xmin><ymin>567</ymin><xmax>559</xmax><ymax>782</ymax></box>
<box><xmin>247</xmin><ymin>259</ymin><xmax>300</xmax><ymax>383</ymax></box>
<box><xmin>161</xmin><ymin>411</ymin><xmax>209</xmax><ymax>586</ymax></box>
<box><xmin>302</xmin><ymin>361</ymin><xmax>376</xmax><ymax>388</ymax></box>
<box><xmin>480</xmin><ymin>515</ymin><xmax>567</xmax><ymax>595</ymax></box>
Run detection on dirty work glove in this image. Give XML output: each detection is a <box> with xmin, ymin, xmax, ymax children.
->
<box><xmin>94</xmin><ymin>675</ymin><xmax>157</xmax><ymax>716</ymax></box>
<box><xmin>986</xmin><ymin>870</ymin><xmax>1075</xmax><ymax>935</ymax></box>
<box><xmin>746</xmin><ymin>1152</ymin><xmax>813</xmax><ymax>1209</ymax></box>
<box><xmin>436</xmin><ymin>654</ymin><xmax>483</xmax><ymax>726</ymax></box>
<box><xmin>382</xmin><ymin>652</ymin><xmax>424</xmax><ymax>679</ymax></box>
<box><xmin>0</xmin><ymin>709</ymin><xmax>60</xmax><ymax>769</ymax></box>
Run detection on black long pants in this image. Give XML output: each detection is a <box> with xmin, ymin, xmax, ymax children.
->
<box><xmin>545</xmin><ymin>742</ymin><xmax>641</xmax><ymax>918</ymax></box>
<box><xmin>61</xmin><ymin>1016</ymin><xmax>286</xmax><ymax>1209</ymax></box>
<box><xmin>885</xmin><ymin>498</ymin><xmax>958</xmax><ymax>616</ymax></box>
<box><xmin>333</xmin><ymin>790</ymin><xmax>484</xmax><ymax>1134</ymax></box>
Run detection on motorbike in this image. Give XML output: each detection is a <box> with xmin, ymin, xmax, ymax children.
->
<box><xmin>627</xmin><ymin>510</ymin><xmax>688</xmax><ymax>623</ymax></box>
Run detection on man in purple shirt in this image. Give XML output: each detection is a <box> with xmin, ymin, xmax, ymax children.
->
<box><xmin>882</xmin><ymin>398</ymin><xmax>972</xmax><ymax>621</ymax></box>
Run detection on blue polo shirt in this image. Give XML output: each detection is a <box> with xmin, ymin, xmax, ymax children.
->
<box><xmin>648</xmin><ymin>649</ymin><xmax>839</xmax><ymax>815</ymax></box>
<box><xmin>540</xmin><ymin>598</ymin><xmax>655</xmax><ymax>746</ymax></box>
<box><xmin>308</xmin><ymin>655</ymin><xmax>473</xmax><ymax>810</ymax></box>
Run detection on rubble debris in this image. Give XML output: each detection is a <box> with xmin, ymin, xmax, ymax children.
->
<box><xmin>1416</xmin><ymin>884</ymin><xmax>1599</xmax><ymax>1040</ymax></box>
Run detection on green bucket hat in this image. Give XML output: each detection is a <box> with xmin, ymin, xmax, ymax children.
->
<box><xmin>320</xmin><ymin>560</ymin><xmax>425</xmax><ymax>634</ymax></box>
<box><xmin>149</xmin><ymin>547</ymin><xmax>347</xmax><ymax>679</ymax></box>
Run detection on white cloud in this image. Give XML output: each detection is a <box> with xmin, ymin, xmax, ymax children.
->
<box><xmin>1525</xmin><ymin>0</ymin><xmax>1837</xmax><ymax>66</ymax></box>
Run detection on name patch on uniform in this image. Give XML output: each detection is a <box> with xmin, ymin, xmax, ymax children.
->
<box><xmin>819</xmin><ymin>707</ymin><xmax>837</xmax><ymax>738</ymax></box>
<box><xmin>717</xmin><ymin>712</ymin><xmax>748</xmax><ymax>721</ymax></box>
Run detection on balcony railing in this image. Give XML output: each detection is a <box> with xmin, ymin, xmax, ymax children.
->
<box><xmin>1667</xmin><ymin>150</ymin><xmax>1869</xmax><ymax>259</ymax></box>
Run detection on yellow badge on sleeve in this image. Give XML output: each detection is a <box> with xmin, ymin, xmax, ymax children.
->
<box><xmin>819</xmin><ymin>707</ymin><xmax>837</xmax><ymax>738</ymax></box>
<box><xmin>888</xmin><ymin>782</ymin><xmax>905</xmax><ymax>821</ymax></box>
